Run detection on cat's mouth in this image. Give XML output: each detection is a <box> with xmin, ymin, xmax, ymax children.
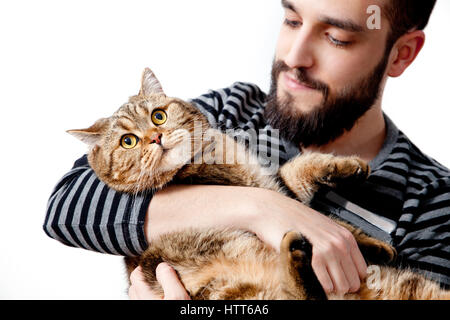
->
<box><xmin>141</xmin><ymin>129</ymin><xmax>203</xmax><ymax>173</ymax></box>
<box><xmin>149</xmin><ymin>136</ymin><xmax>172</xmax><ymax>155</ymax></box>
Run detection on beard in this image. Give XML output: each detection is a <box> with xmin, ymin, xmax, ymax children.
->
<box><xmin>264</xmin><ymin>51</ymin><xmax>390</xmax><ymax>149</ymax></box>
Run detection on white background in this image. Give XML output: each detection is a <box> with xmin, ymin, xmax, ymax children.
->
<box><xmin>0</xmin><ymin>0</ymin><xmax>449</xmax><ymax>299</ymax></box>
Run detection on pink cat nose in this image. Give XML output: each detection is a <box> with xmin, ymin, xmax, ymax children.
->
<box><xmin>150</xmin><ymin>133</ymin><xmax>162</xmax><ymax>145</ymax></box>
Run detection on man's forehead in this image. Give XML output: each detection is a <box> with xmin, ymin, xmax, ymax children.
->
<box><xmin>282</xmin><ymin>0</ymin><xmax>388</xmax><ymax>33</ymax></box>
<box><xmin>282</xmin><ymin>0</ymin><xmax>386</xmax><ymax>21</ymax></box>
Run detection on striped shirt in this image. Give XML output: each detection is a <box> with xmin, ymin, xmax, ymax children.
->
<box><xmin>44</xmin><ymin>82</ymin><xmax>450</xmax><ymax>287</ymax></box>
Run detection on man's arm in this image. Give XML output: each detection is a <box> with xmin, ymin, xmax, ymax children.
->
<box><xmin>395</xmin><ymin>176</ymin><xmax>450</xmax><ymax>288</ymax></box>
<box><xmin>44</xmin><ymin>155</ymin><xmax>366</xmax><ymax>296</ymax></box>
<box><xmin>146</xmin><ymin>184</ymin><xmax>367</xmax><ymax>295</ymax></box>
<box><xmin>44</xmin><ymin>155</ymin><xmax>366</xmax><ymax>295</ymax></box>
<box><xmin>44</xmin><ymin>155</ymin><xmax>152</xmax><ymax>256</ymax></box>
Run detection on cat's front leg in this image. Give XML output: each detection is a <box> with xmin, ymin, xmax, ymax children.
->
<box><xmin>279</xmin><ymin>231</ymin><xmax>327</xmax><ymax>300</ymax></box>
<box><xmin>278</xmin><ymin>152</ymin><xmax>370</xmax><ymax>204</ymax></box>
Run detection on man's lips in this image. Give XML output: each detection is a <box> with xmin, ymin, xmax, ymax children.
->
<box><xmin>283</xmin><ymin>72</ymin><xmax>315</xmax><ymax>91</ymax></box>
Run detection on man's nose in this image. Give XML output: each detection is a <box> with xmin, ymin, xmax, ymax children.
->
<box><xmin>150</xmin><ymin>133</ymin><xmax>162</xmax><ymax>145</ymax></box>
<box><xmin>285</xmin><ymin>27</ymin><xmax>315</xmax><ymax>70</ymax></box>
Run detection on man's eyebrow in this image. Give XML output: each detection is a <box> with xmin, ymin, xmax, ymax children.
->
<box><xmin>281</xmin><ymin>0</ymin><xmax>297</xmax><ymax>13</ymax></box>
<box><xmin>319</xmin><ymin>16</ymin><xmax>365</xmax><ymax>33</ymax></box>
<box><xmin>281</xmin><ymin>1</ymin><xmax>365</xmax><ymax>33</ymax></box>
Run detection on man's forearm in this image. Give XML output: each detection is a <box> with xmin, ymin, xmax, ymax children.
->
<box><xmin>145</xmin><ymin>183</ymin><xmax>332</xmax><ymax>251</ymax></box>
<box><xmin>145</xmin><ymin>184</ymin><xmax>260</xmax><ymax>243</ymax></box>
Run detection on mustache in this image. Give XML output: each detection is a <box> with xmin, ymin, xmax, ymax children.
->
<box><xmin>273</xmin><ymin>60</ymin><xmax>329</xmax><ymax>98</ymax></box>
<box><xmin>266</xmin><ymin>51</ymin><xmax>389</xmax><ymax>148</ymax></box>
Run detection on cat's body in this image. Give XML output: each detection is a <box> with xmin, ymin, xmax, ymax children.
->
<box><xmin>69</xmin><ymin>68</ymin><xmax>449</xmax><ymax>300</ymax></box>
<box><xmin>125</xmin><ymin>228</ymin><xmax>449</xmax><ymax>300</ymax></box>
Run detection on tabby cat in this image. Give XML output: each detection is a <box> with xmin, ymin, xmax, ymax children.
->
<box><xmin>68</xmin><ymin>68</ymin><xmax>449</xmax><ymax>300</ymax></box>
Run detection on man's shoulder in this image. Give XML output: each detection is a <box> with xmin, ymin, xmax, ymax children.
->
<box><xmin>389</xmin><ymin>131</ymin><xmax>450</xmax><ymax>198</ymax></box>
<box><xmin>205</xmin><ymin>81</ymin><xmax>267</xmax><ymax>101</ymax></box>
<box><xmin>398</xmin><ymin>131</ymin><xmax>450</xmax><ymax>179</ymax></box>
<box><xmin>189</xmin><ymin>82</ymin><xmax>269</xmax><ymax>130</ymax></box>
<box><xmin>388</xmin><ymin>133</ymin><xmax>450</xmax><ymax>287</ymax></box>
<box><xmin>191</xmin><ymin>81</ymin><xmax>266</xmax><ymax>107</ymax></box>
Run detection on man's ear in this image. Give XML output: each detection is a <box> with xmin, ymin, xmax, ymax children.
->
<box><xmin>139</xmin><ymin>68</ymin><xmax>165</xmax><ymax>97</ymax></box>
<box><xmin>67</xmin><ymin>118</ymin><xmax>110</xmax><ymax>147</ymax></box>
<box><xmin>387</xmin><ymin>30</ymin><xmax>426</xmax><ymax>78</ymax></box>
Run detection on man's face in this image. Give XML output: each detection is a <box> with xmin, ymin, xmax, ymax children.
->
<box><xmin>265</xmin><ymin>0</ymin><xmax>392</xmax><ymax>148</ymax></box>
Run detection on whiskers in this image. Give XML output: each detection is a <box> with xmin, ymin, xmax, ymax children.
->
<box><xmin>162</xmin><ymin>129</ymin><xmax>195</xmax><ymax>149</ymax></box>
<box><xmin>141</xmin><ymin>146</ymin><xmax>163</xmax><ymax>172</ymax></box>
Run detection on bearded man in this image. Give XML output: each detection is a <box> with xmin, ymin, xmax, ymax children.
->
<box><xmin>45</xmin><ymin>0</ymin><xmax>448</xmax><ymax>299</ymax></box>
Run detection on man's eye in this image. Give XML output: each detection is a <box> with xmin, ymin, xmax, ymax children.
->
<box><xmin>328</xmin><ymin>35</ymin><xmax>351</xmax><ymax>48</ymax></box>
<box><xmin>284</xmin><ymin>19</ymin><xmax>301</xmax><ymax>28</ymax></box>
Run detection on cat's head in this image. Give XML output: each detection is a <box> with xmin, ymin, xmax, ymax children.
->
<box><xmin>68</xmin><ymin>68</ymin><xmax>210</xmax><ymax>193</ymax></box>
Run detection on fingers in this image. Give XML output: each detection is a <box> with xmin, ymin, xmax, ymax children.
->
<box><xmin>351</xmin><ymin>245</ymin><xmax>368</xmax><ymax>281</ymax></box>
<box><xmin>128</xmin><ymin>264</ymin><xmax>190</xmax><ymax>300</ymax></box>
<box><xmin>338</xmin><ymin>254</ymin><xmax>361</xmax><ymax>293</ymax></box>
<box><xmin>344</xmin><ymin>236</ymin><xmax>368</xmax><ymax>292</ymax></box>
<box><xmin>311</xmin><ymin>229</ymin><xmax>367</xmax><ymax>295</ymax></box>
<box><xmin>156</xmin><ymin>263</ymin><xmax>191</xmax><ymax>300</ymax></box>
<box><xmin>329</xmin><ymin>230</ymin><xmax>365</xmax><ymax>294</ymax></box>
<box><xmin>311</xmin><ymin>258</ymin><xmax>334</xmax><ymax>293</ymax></box>
<box><xmin>314</xmin><ymin>255</ymin><xmax>359</xmax><ymax>295</ymax></box>
<box><xmin>129</xmin><ymin>266</ymin><xmax>163</xmax><ymax>300</ymax></box>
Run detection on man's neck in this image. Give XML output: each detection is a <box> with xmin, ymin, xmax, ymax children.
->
<box><xmin>303</xmin><ymin>106</ymin><xmax>386</xmax><ymax>163</ymax></box>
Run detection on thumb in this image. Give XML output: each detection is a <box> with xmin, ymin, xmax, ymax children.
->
<box><xmin>129</xmin><ymin>266</ymin><xmax>163</xmax><ymax>300</ymax></box>
<box><xmin>156</xmin><ymin>263</ymin><xmax>191</xmax><ymax>300</ymax></box>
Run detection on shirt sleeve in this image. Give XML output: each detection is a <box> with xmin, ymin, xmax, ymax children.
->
<box><xmin>43</xmin><ymin>155</ymin><xmax>152</xmax><ymax>256</ymax></box>
<box><xmin>395</xmin><ymin>176</ymin><xmax>450</xmax><ymax>288</ymax></box>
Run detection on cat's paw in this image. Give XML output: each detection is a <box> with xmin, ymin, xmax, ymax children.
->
<box><xmin>359</xmin><ymin>237</ymin><xmax>397</xmax><ymax>265</ymax></box>
<box><xmin>280</xmin><ymin>231</ymin><xmax>328</xmax><ymax>300</ymax></box>
<box><xmin>281</xmin><ymin>231</ymin><xmax>312</xmax><ymax>265</ymax></box>
<box><xmin>319</xmin><ymin>156</ymin><xmax>370</xmax><ymax>186</ymax></box>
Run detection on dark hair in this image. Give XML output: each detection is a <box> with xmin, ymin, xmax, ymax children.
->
<box><xmin>384</xmin><ymin>0</ymin><xmax>437</xmax><ymax>48</ymax></box>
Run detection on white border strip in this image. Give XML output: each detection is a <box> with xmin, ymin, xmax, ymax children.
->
<box><xmin>325</xmin><ymin>191</ymin><xmax>397</xmax><ymax>234</ymax></box>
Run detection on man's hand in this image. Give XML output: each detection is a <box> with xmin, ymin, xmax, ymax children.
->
<box><xmin>128</xmin><ymin>263</ymin><xmax>190</xmax><ymax>300</ymax></box>
<box><xmin>304</xmin><ymin>218</ymin><xmax>367</xmax><ymax>295</ymax></box>
<box><xmin>251</xmin><ymin>188</ymin><xmax>367</xmax><ymax>295</ymax></box>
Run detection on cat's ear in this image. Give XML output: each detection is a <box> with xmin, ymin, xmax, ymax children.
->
<box><xmin>67</xmin><ymin>118</ymin><xmax>110</xmax><ymax>147</ymax></box>
<box><xmin>139</xmin><ymin>68</ymin><xmax>165</xmax><ymax>97</ymax></box>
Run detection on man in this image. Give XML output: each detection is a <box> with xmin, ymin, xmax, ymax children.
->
<box><xmin>45</xmin><ymin>0</ymin><xmax>448</xmax><ymax>299</ymax></box>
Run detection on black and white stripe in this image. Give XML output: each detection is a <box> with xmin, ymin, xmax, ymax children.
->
<box><xmin>44</xmin><ymin>156</ymin><xmax>151</xmax><ymax>256</ymax></box>
<box><xmin>44</xmin><ymin>82</ymin><xmax>449</xmax><ymax>288</ymax></box>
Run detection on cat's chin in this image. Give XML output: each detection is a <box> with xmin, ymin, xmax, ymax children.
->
<box><xmin>114</xmin><ymin>168</ymin><xmax>180</xmax><ymax>193</ymax></box>
<box><xmin>156</xmin><ymin>160</ymin><xmax>188</xmax><ymax>175</ymax></box>
<box><xmin>157</xmin><ymin>147</ymin><xmax>193</xmax><ymax>173</ymax></box>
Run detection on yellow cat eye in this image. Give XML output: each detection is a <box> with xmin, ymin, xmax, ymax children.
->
<box><xmin>120</xmin><ymin>134</ymin><xmax>139</xmax><ymax>149</ymax></box>
<box><xmin>151</xmin><ymin>109</ymin><xmax>167</xmax><ymax>126</ymax></box>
